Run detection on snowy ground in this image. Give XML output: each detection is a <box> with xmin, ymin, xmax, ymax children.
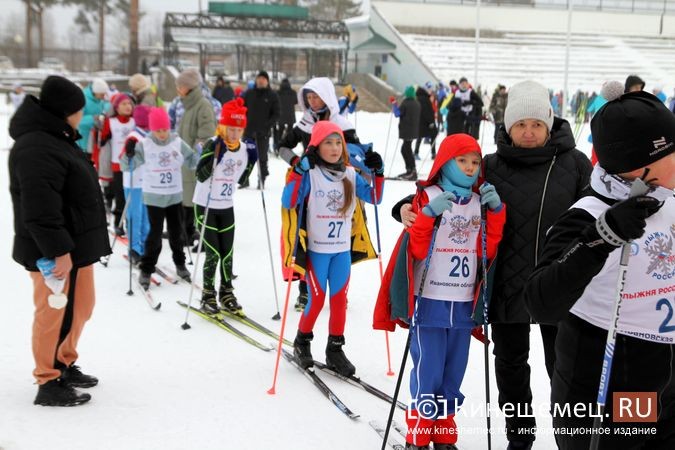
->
<box><xmin>0</xmin><ymin>103</ymin><xmax>593</xmax><ymax>450</ymax></box>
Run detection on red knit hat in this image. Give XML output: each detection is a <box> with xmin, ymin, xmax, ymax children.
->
<box><xmin>148</xmin><ymin>107</ymin><xmax>170</xmax><ymax>131</ymax></box>
<box><xmin>307</xmin><ymin>121</ymin><xmax>349</xmax><ymax>165</ymax></box>
<box><xmin>219</xmin><ymin>98</ymin><xmax>247</xmax><ymax>128</ymax></box>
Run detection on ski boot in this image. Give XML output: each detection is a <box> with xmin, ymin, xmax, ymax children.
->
<box><xmin>138</xmin><ymin>271</ymin><xmax>151</xmax><ymax>290</ymax></box>
<box><xmin>293</xmin><ymin>331</ymin><xmax>314</xmax><ymax>369</ymax></box>
<box><xmin>295</xmin><ymin>281</ymin><xmax>309</xmax><ymax>311</ymax></box>
<box><xmin>433</xmin><ymin>444</ymin><xmax>459</xmax><ymax>450</ymax></box>
<box><xmin>404</xmin><ymin>444</ymin><xmax>429</xmax><ymax>450</ymax></box>
<box><xmin>61</xmin><ymin>364</ymin><xmax>98</xmax><ymax>388</ymax></box>
<box><xmin>238</xmin><ymin>178</ymin><xmax>249</xmax><ymax>189</ymax></box>
<box><xmin>398</xmin><ymin>170</ymin><xmax>418</xmax><ymax>181</ymax></box>
<box><xmin>507</xmin><ymin>441</ymin><xmax>533</xmax><ymax>450</ymax></box>
<box><xmin>175</xmin><ymin>265</ymin><xmax>191</xmax><ymax>282</ymax></box>
<box><xmin>325</xmin><ymin>335</ymin><xmax>356</xmax><ymax>377</ymax></box>
<box><xmin>200</xmin><ymin>289</ymin><xmax>219</xmax><ymax>315</ymax></box>
<box><xmin>219</xmin><ymin>287</ymin><xmax>243</xmax><ymax>316</ymax></box>
<box><xmin>129</xmin><ymin>250</ymin><xmax>142</xmax><ymax>266</ymax></box>
<box><xmin>34</xmin><ymin>379</ymin><xmax>91</xmax><ymax>407</ymax></box>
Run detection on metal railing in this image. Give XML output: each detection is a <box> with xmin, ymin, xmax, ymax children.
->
<box><xmin>377</xmin><ymin>0</ymin><xmax>675</xmax><ymax>15</ymax></box>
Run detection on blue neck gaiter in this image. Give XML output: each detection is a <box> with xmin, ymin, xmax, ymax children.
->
<box><xmin>438</xmin><ymin>159</ymin><xmax>479</xmax><ymax>199</ymax></box>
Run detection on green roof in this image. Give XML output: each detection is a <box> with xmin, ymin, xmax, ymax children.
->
<box><xmin>352</xmin><ymin>31</ymin><xmax>396</xmax><ymax>53</ymax></box>
<box><xmin>208</xmin><ymin>2</ymin><xmax>309</xmax><ymax>19</ymax></box>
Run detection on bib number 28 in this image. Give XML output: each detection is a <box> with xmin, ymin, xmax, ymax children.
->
<box><xmin>221</xmin><ymin>183</ymin><xmax>233</xmax><ymax>197</ymax></box>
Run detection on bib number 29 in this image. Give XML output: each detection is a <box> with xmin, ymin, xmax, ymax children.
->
<box><xmin>159</xmin><ymin>172</ymin><xmax>173</xmax><ymax>184</ymax></box>
<box><xmin>328</xmin><ymin>221</ymin><xmax>343</xmax><ymax>238</ymax></box>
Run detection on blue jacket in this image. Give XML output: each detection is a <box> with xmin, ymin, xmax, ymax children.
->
<box><xmin>77</xmin><ymin>85</ymin><xmax>110</xmax><ymax>152</ymax></box>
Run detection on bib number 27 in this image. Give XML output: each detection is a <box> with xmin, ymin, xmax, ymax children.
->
<box><xmin>328</xmin><ymin>221</ymin><xmax>343</xmax><ymax>238</ymax></box>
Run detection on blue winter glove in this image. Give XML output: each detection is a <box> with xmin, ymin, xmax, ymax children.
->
<box><xmin>479</xmin><ymin>182</ymin><xmax>501</xmax><ymax>211</ymax></box>
<box><xmin>423</xmin><ymin>191</ymin><xmax>456</xmax><ymax>217</ymax></box>
<box><xmin>244</xmin><ymin>138</ymin><xmax>258</xmax><ymax>162</ymax></box>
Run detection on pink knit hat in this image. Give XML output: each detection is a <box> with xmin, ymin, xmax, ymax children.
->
<box><xmin>148</xmin><ymin>107</ymin><xmax>170</xmax><ymax>131</ymax></box>
<box><xmin>133</xmin><ymin>104</ymin><xmax>152</xmax><ymax>130</ymax></box>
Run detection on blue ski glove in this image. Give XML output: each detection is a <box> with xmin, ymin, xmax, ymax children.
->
<box><xmin>294</xmin><ymin>153</ymin><xmax>317</xmax><ymax>175</ymax></box>
<box><xmin>479</xmin><ymin>182</ymin><xmax>502</xmax><ymax>211</ymax></box>
<box><xmin>243</xmin><ymin>138</ymin><xmax>258</xmax><ymax>163</ymax></box>
<box><xmin>423</xmin><ymin>191</ymin><xmax>456</xmax><ymax>217</ymax></box>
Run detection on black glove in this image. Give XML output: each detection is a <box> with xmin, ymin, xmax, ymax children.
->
<box><xmin>125</xmin><ymin>139</ymin><xmax>137</xmax><ymax>158</ymax></box>
<box><xmin>597</xmin><ymin>196</ymin><xmax>662</xmax><ymax>245</ymax></box>
<box><xmin>364</xmin><ymin>151</ymin><xmax>384</xmax><ymax>175</ymax></box>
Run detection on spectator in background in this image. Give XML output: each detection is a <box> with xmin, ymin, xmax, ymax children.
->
<box><xmin>653</xmin><ymin>85</ymin><xmax>667</xmax><ymax>103</ymax></box>
<box><xmin>212</xmin><ymin>76</ymin><xmax>234</xmax><ymax>105</ymax></box>
<box><xmin>455</xmin><ymin>77</ymin><xmax>483</xmax><ymax>139</ymax></box>
<box><xmin>129</xmin><ymin>73</ymin><xmax>162</xmax><ymax>107</ymax></box>
<box><xmin>241</xmin><ymin>70</ymin><xmax>280</xmax><ymax>188</ymax></box>
<box><xmin>624</xmin><ymin>74</ymin><xmax>645</xmax><ymax>93</ymax></box>
<box><xmin>414</xmin><ymin>83</ymin><xmax>438</xmax><ymax>160</ymax></box>
<box><xmin>8</xmin><ymin>82</ymin><xmax>26</xmax><ymax>114</ymax></box>
<box><xmin>274</xmin><ymin>78</ymin><xmax>297</xmax><ymax>153</ymax></box>
<box><xmin>489</xmin><ymin>84</ymin><xmax>508</xmax><ymax>144</ymax></box>
<box><xmin>77</xmin><ymin>77</ymin><xmax>109</xmax><ymax>155</ymax></box>
<box><xmin>390</xmin><ymin>85</ymin><xmax>420</xmax><ymax>181</ymax></box>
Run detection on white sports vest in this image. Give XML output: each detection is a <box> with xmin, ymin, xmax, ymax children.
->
<box><xmin>306</xmin><ymin>166</ymin><xmax>357</xmax><ymax>254</ymax></box>
<box><xmin>193</xmin><ymin>144</ymin><xmax>248</xmax><ymax>209</ymax></box>
<box><xmin>122</xmin><ymin>129</ymin><xmax>146</xmax><ymax>188</ymax></box>
<box><xmin>570</xmin><ymin>196</ymin><xmax>675</xmax><ymax>344</ymax></box>
<box><xmin>109</xmin><ymin>117</ymin><xmax>135</xmax><ymax>165</ymax></box>
<box><xmin>455</xmin><ymin>89</ymin><xmax>473</xmax><ymax>115</ymax></box>
<box><xmin>413</xmin><ymin>186</ymin><xmax>481</xmax><ymax>302</ymax></box>
<box><xmin>141</xmin><ymin>137</ymin><xmax>184</xmax><ymax>195</ymax></box>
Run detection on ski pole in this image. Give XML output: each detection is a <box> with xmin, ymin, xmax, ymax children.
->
<box><xmin>181</xmin><ymin>143</ymin><xmax>220</xmax><ymax>330</ymax></box>
<box><xmin>255</xmin><ymin>137</ymin><xmax>282</xmax><ymax>320</ymax></box>
<box><xmin>181</xmin><ymin>214</ymin><xmax>195</xmax><ymax>266</ymax></box>
<box><xmin>100</xmin><ymin>187</ymin><xmax>132</xmax><ymax>268</ymax></box>
<box><xmin>480</xmin><ymin>204</ymin><xmax>492</xmax><ymax>450</ymax></box>
<box><xmin>127</xmin><ymin>161</ymin><xmax>134</xmax><ymax>296</ymax></box>
<box><xmin>417</xmin><ymin>131</ymin><xmax>439</xmax><ymax>176</ymax></box>
<box><xmin>385</xmin><ymin>139</ymin><xmax>401</xmax><ymax>179</ymax></box>
<box><xmin>370</xmin><ymin>171</ymin><xmax>394</xmax><ymax>377</ymax></box>
<box><xmin>268</xmin><ymin>184</ymin><xmax>306</xmax><ymax>395</ymax></box>
<box><xmin>589</xmin><ymin>178</ymin><xmax>650</xmax><ymax>450</ymax></box>
<box><xmin>382</xmin><ymin>111</ymin><xmax>393</xmax><ymax>175</ymax></box>
<box><xmin>381</xmin><ymin>215</ymin><xmax>442</xmax><ymax>450</ymax></box>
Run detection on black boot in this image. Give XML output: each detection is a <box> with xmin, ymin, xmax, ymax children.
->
<box><xmin>175</xmin><ymin>265</ymin><xmax>191</xmax><ymax>282</ymax></box>
<box><xmin>200</xmin><ymin>289</ymin><xmax>219</xmax><ymax>314</ymax></box>
<box><xmin>294</xmin><ymin>281</ymin><xmax>309</xmax><ymax>312</ymax></box>
<box><xmin>507</xmin><ymin>441</ymin><xmax>533</xmax><ymax>450</ymax></box>
<box><xmin>434</xmin><ymin>444</ymin><xmax>459</xmax><ymax>450</ymax></box>
<box><xmin>325</xmin><ymin>335</ymin><xmax>355</xmax><ymax>377</ymax></box>
<box><xmin>61</xmin><ymin>364</ymin><xmax>98</xmax><ymax>388</ymax></box>
<box><xmin>138</xmin><ymin>271</ymin><xmax>151</xmax><ymax>290</ymax></box>
<box><xmin>34</xmin><ymin>379</ymin><xmax>91</xmax><ymax>407</ymax></box>
<box><xmin>219</xmin><ymin>287</ymin><xmax>243</xmax><ymax>315</ymax></box>
<box><xmin>293</xmin><ymin>331</ymin><xmax>314</xmax><ymax>369</ymax></box>
<box><xmin>405</xmin><ymin>444</ymin><xmax>429</xmax><ymax>450</ymax></box>
<box><xmin>398</xmin><ymin>170</ymin><xmax>418</xmax><ymax>181</ymax></box>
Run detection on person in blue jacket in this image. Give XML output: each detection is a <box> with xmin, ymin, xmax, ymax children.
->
<box><xmin>77</xmin><ymin>78</ymin><xmax>110</xmax><ymax>155</ymax></box>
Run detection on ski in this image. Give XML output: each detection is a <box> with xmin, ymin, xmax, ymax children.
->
<box><xmin>392</xmin><ymin>420</ymin><xmax>408</xmax><ymax>439</ymax></box>
<box><xmin>369</xmin><ymin>420</ymin><xmax>406</xmax><ymax>450</ymax></box>
<box><xmin>161</xmin><ymin>265</ymin><xmax>292</xmax><ymax>346</ymax></box>
<box><xmin>220</xmin><ymin>310</ymin><xmax>294</xmax><ymax>347</ymax></box>
<box><xmin>154</xmin><ymin>266</ymin><xmax>179</xmax><ymax>285</ymax></box>
<box><xmin>282</xmin><ymin>348</ymin><xmax>359</xmax><ymax>420</ymax></box>
<box><xmin>158</xmin><ymin>265</ymin><xmax>201</xmax><ymax>289</ymax></box>
<box><xmin>312</xmin><ymin>360</ymin><xmax>407</xmax><ymax>411</ymax></box>
<box><xmin>176</xmin><ymin>301</ymin><xmax>274</xmax><ymax>352</ymax></box>
<box><xmin>134</xmin><ymin>276</ymin><xmax>162</xmax><ymax>310</ymax></box>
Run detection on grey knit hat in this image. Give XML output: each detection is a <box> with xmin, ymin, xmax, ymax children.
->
<box><xmin>504</xmin><ymin>80</ymin><xmax>554</xmax><ymax>133</ymax></box>
<box><xmin>176</xmin><ymin>68</ymin><xmax>202</xmax><ymax>90</ymax></box>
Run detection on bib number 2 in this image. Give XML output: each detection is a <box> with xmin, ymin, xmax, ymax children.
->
<box><xmin>656</xmin><ymin>298</ymin><xmax>675</xmax><ymax>333</ymax></box>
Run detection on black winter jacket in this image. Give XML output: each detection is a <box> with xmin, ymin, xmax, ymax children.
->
<box><xmin>277</xmin><ymin>80</ymin><xmax>297</xmax><ymax>126</ymax></box>
<box><xmin>416</xmin><ymin>87</ymin><xmax>436</xmax><ymax>137</ymax></box>
<box><xmin>243</xmin><ymin>87</ymin><xmax>280</xmax><ymax>135</ymax></box>
<box><xmin>484</xmin><ymin>117</ymin><xmax>592</xmax><ymax>323</ymax></box>
<box><xmin>398</xmin><ymin>97</ymin><xmax>420</xmax><ymax>140</ymax></box>
<box><xmin>9</xmin><ymin>96</ymin><xmax>111</xmax><ymax>270</ymax></box>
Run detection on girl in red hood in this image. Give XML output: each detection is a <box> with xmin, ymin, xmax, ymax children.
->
<box><xmin>375</xmin><ymin>133</ymin><xmax>506</xmax><ymax>449</ymax></box>
<box><xmin>282</xmin><ymin>121</ymin><xmax>384</xmax><ymax>377</ymax></box>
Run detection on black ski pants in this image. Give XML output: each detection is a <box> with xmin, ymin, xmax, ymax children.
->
<box><xmin>400</xmin><ymin>139</ymin><xmax>416</xmax><ymax>173</ymax></box>
<box><xmin>140</xmin><ymin>203</ymin><xmax>186</xmax><ymax>274</ymax></box>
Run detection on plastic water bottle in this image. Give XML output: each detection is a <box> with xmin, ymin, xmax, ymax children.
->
<box><xmin>36</xmin><ymin>257</ymin><xmax>68</xmax><ymax>309</ymax></box>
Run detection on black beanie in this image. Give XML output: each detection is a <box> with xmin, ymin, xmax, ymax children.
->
<box><xmin>624</xmin><ymin>74</ymin><xmax>645</xmax><ymax>93</ymax></box>
<box><xmin>39</xmin><ymin>75</ymin><xmax>86</xmax><ymax>119</ymax></box>
<box><xmin>256</xmin><ymin>70</ymin><xmax>270</xmax><ymax>82</ymax></box>
<box><xmin>591</xmin><ymin>90</ymin><xmax>675</xmax><ymax>174</ymax></box>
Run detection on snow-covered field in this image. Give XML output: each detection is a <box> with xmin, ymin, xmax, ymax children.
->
<box><xmin>0</xmin><ymin>102</ymin><xmax>593</xmax><ymax>450</ymax></box>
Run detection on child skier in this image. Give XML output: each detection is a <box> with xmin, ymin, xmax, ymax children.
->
<box><xmin>282</xmin><ymin>121</ymin><xmax>384</xmax><ymax>376</ymax></box>
<box><xmin>98</xmin><ymin>93</ymin><xmax>135</xmax><ymax>233</ymax></box>
<box><xmin>120</xmin><ymin>104</ymin><xmax>152</xmax><ymax>263</ymax></box>
<box><xmin>374</xmin><ymin>133</ymin><xmax>506</xmax><ymax>450</ymax></box>
<box><xmin>120</xmin><ymin>107</ymin><xmax>199</xmax><ymax>289</ymax></box>
<box><xmin>525</xmin><ymin>86</ymin><xmax>675</xmax><ymax>448</ymax></box>
<box><xmin>193</xmin><ymin>98</ymin><xmax>257</xmax><ymax>314</ymax></box>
